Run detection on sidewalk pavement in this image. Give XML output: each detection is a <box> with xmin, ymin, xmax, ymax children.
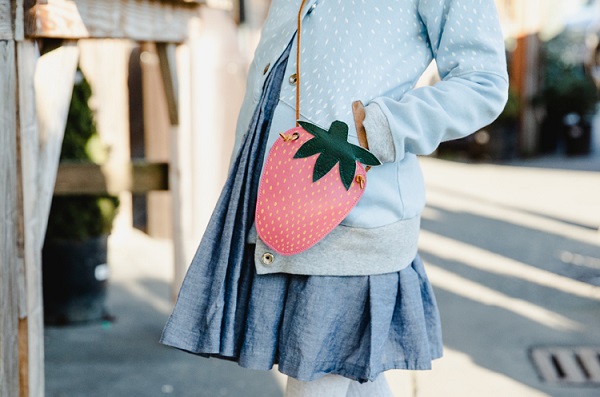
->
<box><xmin>45</xmin><ymin>155</ymin><xmax>600</xmax><ymax>397</ymax></box>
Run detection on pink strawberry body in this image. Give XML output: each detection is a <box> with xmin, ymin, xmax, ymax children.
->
<box><xmin>255</xmin><ymin>126</ymin><xmax>367</xmax><ymax>256</ymax></box>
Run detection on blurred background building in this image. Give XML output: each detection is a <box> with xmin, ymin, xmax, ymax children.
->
<box><xmin>437</xmin><ymin>0</ymin><xmax>600</xmax><ymax>160</ymax></box>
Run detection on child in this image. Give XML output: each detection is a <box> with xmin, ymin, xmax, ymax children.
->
<box><xmin>161</xmin><ymin>0</ymin><xmax>508</xmax><ymax>395</ymax></box>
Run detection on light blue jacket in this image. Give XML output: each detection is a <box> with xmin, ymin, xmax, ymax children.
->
<box><xmin>234</xmin><ymin>0</ymin><xmax>509</xmax><ymax>276</ymax></box>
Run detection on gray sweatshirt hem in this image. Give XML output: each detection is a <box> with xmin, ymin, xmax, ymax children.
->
<box><xmin>250</xmin><ymin>216</ymin><xmax>420</xmax><ymax>276</ymax></box>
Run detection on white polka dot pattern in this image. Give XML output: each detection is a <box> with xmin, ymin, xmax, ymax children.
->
<box><xmin>236</xmin><ymin>0</ymin><xmax>508</xmax><ymax>229</ymax></box>
<box><xmin>250</xmin><ymin>0</ymin><xmax>507</xmax><ymax>133</ymax></box>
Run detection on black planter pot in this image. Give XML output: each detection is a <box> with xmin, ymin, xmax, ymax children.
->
<box><xmin>540</xmin><ymin>114</ymin><xmax>592</xmax><ymax>156</ymax></box>
<box><xmin>564</xmin><ymin>117</ymin><xmax>591</xmax><ymax>156</ymax></box>
<box><xmin>539</xmin><ymin>115</ymin><xmax>563</xmax><ymax>154</ymax></box>
<box><xmin>42</xmin><ymin>235</ymin><xmax>109</xmax><ymax>325</ymax></box>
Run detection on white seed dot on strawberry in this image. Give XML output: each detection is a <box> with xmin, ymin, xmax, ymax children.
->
<box><xmin>256</xmin><ymin>126</ymin><xmax>369</xmax><ymax>255</ymax></box>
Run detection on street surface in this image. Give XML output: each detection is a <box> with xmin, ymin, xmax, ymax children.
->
<box><xmin>45</xmin><ymin>156</ymin><xmax>600</xmax><ymax>397</ymax></box>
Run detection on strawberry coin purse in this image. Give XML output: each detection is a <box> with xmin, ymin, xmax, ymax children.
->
<box><xmin>254</xmin><ymin>0</ymin><xmax>381</xmax><ymax>256</ymax></box>
<box><xmin>255</xmin><ymin>120</ymin><xmax>380</xmax><ymax>255</ymax></box>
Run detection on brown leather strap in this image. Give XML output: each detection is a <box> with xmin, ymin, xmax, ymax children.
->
<box><xmin>352</xmin><ymin>100</ymin><xmax>372</xmax><ymax>172</ymax></box>
<box><xmin>352</xmin><ymin>100</ymin><xmax>369</xmax><ymax>149</ymax></box>
<box><xmin>296</xmin><ymin>0</ymin><xmax>309</xmax><ymax>126</ymax></box>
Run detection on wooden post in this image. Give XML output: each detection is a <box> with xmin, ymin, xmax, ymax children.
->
<box><xmin>157</xmin><ymin>42</ymin><xmax>192</xmax><ymax>300</ymax></box>
<box><xmin>139</xmin><ymin>42</ymin><xmax>173</xmax><ymax>239</ymax></box>
<box><xmin>17</xmin><ymin>39</ymin><xmax>80</xmax><ymax>397</ymax></box>
<box><xmin>77</xmin><ymin>40</ymin><xmax>136</xmax><ymax>233</ymax></box>
<box><xmin>3</xmin><ymin>1</ymin><xmax>204</xmax><ymax>396</ymax></box>
<box><xmin>160</xmin><ymin>8</ymin><xmax>248</xmax><ymax>299</ymax></box>
<box><xmin>511</xmin><ymin>32</ymin><xmax>542</xmax><ymax>157</ymax></box>
<box><xmin>1</xmin><ymin>39</ymin><xmax>20</xmax><ymax>397</ymax></box>
<box><xmin>509</xmin><ymin>0</ymin><xmax>544</xmax><ymax>157</ymax></box>
<box><xmin>188</xmin><ymin>7</ymin><xmax>242</xmax><ymax>237</ymax></box>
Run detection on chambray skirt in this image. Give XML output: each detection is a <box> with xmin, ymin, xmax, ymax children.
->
<box><xmin>160</xmin><ymin>44</ymin><xmax>443</xmax><ymax>383</ymax></box>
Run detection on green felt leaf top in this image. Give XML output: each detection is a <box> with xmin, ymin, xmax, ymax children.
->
<box><xmin>295</xmin><ymin>120</ymin><xmax>381</xmax><ymax>190</ymax></box>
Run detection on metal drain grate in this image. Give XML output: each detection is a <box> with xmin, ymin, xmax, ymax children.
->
<box><xmin>530</xmin><ymin>346</ymin><xmax>600</xmax><ymax>385</ymax></box>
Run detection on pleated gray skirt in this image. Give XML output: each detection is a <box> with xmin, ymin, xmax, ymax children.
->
<box><xmin>160</xmin><ymin>44</ymin><xmax>443</xmax><ymax>383</ymax></box>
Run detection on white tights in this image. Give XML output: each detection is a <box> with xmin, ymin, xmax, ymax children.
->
<box><xmin>285</xmin><ymin>374</ymin><xmax>394</xmax><ymax>397</ymax></box>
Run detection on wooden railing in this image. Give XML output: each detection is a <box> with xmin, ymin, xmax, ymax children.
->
<box><xmin>53</xmin><ymin>161</ymin><xmax>169</xmax><ymax>195</ymax></box>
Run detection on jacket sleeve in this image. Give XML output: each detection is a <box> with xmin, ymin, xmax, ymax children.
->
<box><xmin>367</xmin><ymin>0</ymin><xmax>509</xmax><ymax>163</ymax></box>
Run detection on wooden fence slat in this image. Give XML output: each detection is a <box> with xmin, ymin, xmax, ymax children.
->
<box><xmin>0</xmin><ymin>0</ymin><xmax>24</xmax><ymax>40</ymax></box>
<box><xmin>16</xmin><ymin>39</ymin><xmax>41</xmax><ymax>397</ymax></box>
<box><xmin>17</xmin><ymin>39</ymin><xmax>80</xmax><ymax>397</ymax></box>
<box><xmin>16</xmin><ymin>41</ymin><xmax>36</xmax><ymax>321</ymax></box>
<box><xmin>14</xmin><ymin>1</ymin><xmax>24</xmax><ymax>42</ymax></box>
<box><xmin>0</xmin><ymin>0</ymin><xmax>12</xmax><ymax>40</ymax></box>
<box><xmin>0</xmin><ymin>39</ymin><xmax>20</xmax><ymax>397</ymax></box>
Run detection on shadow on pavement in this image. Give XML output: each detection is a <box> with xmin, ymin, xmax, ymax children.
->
<box><xmin>428</xmin><ymin>184</ymin><xmax>599</xmax><ymax>232</ymax></box>
<box><xmin>420</xmin><ymin>203</ymin><xmax>600</xmax><ymax>396</ymax></box>
<box><xmin>44</xmin><ymin>276</ymin><xmax>283</xmax><ymax>397</ymax></box>
<box><xmin>422</xmin><ymin>203</ymin><xmax>600</xmax><ymax>284</ymax></box>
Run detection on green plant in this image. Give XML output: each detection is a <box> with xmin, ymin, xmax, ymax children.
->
<box><xmin>539</xmin><ymin>34</ymin><xmax>599</xmax><ymax>117</ymax></box>
<box><xmin>45</xmin><ymin>70</ymin><xmax>119</xmax><ymax>241</ymax></box>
